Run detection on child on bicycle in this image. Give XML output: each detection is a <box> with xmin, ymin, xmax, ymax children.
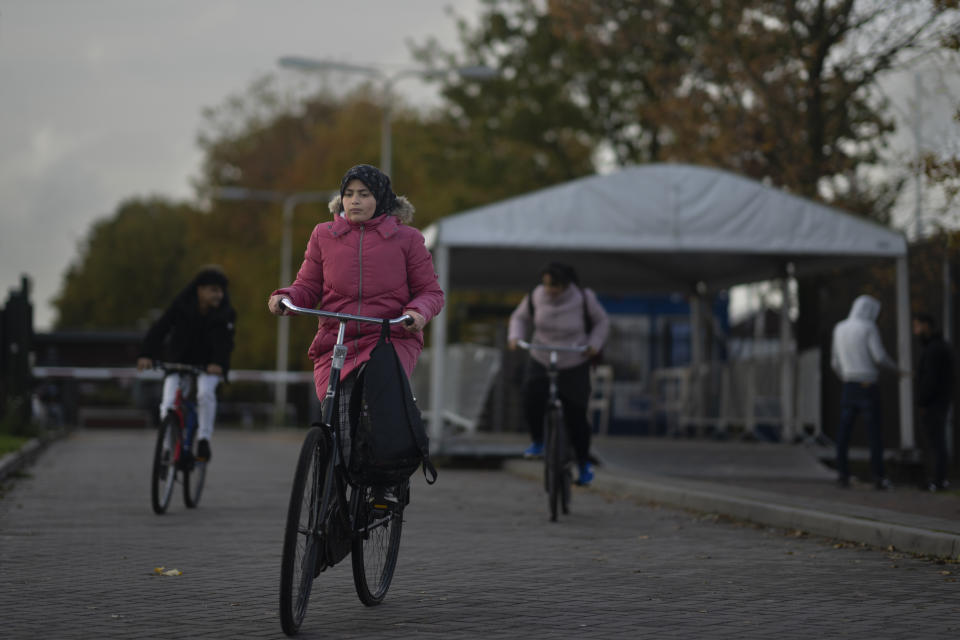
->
<box><xmin>508</xmin><ymin>262</ymin><xmax>609</xmax><ymax>485</ymax></box>
<box><xmin>137</xmin><ymin>265</ymin><xmax>236</xmax><ymax>462</ymax></box>
<box><xmin>266</xmin><ymin>164</ymin><xmax>444</xmax><ymax>472</ymax></box>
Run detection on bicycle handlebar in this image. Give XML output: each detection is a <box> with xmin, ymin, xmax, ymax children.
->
<box><xmin>280</xmin><ymin>297</ymin><xmax>413</xmax><ymax>326</ymax></box>
<box><xmin>516</xmin><ymin>340</ymin><xmax>589</xmax><ymax>354</ymax></box>
<box><xmin>152</xmin><ymin>362</ymin><xmax>206</xmax><ymax>376</ymax></box>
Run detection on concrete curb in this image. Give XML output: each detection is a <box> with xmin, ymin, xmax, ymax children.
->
<box><xmin>503</xmin><ymin>459</ymin><xmax>960</xmax><ymax>559</ymax></box>
<box><xmin>0</xmin><ymin>430</ymin><xmax>65</xmax><ymax>484</ymax></box>
<box><xmin>0</xmin><ymin>438</ymin><xmax>43</xmax><ymax>483</ymax></box>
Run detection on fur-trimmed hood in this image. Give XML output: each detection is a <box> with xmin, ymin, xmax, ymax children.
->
<box><xmin>328</xmin><ymin>194</ymin><xmax>415</xmax><ymax>225</ymax></box>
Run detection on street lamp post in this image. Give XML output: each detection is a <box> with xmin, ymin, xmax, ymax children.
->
<box><xmin>278</xmin><ymin>56</ymin><xmax>497</xmax><ymax>177</ymax></box>
<box><xmin>213</xmin><ymin>186</ymin><xmax>333</xmax><ymax>425</ymax></box>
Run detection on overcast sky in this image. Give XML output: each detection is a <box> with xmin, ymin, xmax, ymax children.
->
<box><xmin>0</xmin><ymin>0</ymin><xmax>480</xmax><ymax>330</ymax></box>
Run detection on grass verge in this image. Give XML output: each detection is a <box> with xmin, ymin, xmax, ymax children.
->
<box><xmin>0</xmin><ymin>434</ymin><xmax>30</xmax><ymax>457</ymax></box>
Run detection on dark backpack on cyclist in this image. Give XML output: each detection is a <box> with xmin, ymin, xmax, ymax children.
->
<box><xmin>348</xmin><ymin>320</ymin><xmax>438</xmax><ymax>487</ymax></box>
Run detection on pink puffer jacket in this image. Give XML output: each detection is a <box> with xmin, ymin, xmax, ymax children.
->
<box><xmin>272</xmin><ymin>197</ymin><xmax>444</xmax><ymax>397</ymax></box>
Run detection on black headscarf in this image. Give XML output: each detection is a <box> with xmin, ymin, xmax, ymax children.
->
<box><xmin>540</xmin><ymin>262</ymin><xmax>580</xmax><ymax>287</ymax></box>
<box><xmin>339</xmin><ymin>164</ymin><xmax>398</xmax><ymax>217</ymax></box>
<box><xmin>193</xmin><ymin>265</ymin><xmax>229</xmax><ymax>289</ymax></box>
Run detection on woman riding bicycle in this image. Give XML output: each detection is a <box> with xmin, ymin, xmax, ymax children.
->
<box><xmin>137</xmin><ymin>265</ymin><xmax>236</xmax><ymax>463</ymax></box>
<box><xmin>508</xmin><ymin>262</ymin><xmax>609</xmax><ymax>486</ymax></box>
<box><xmin>267</xmin><ymin>164</ymin><xmax>444</xmax><ymax>462</ymax></box>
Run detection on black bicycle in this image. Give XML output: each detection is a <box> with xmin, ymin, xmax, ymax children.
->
<box><xmin>149</xmin><ymin>362</ymin><xmax>209</xmax><ymax>514</ymax></box>
<box><xmin>278</xmin><ymin>298</ymin><xmax>413</xmax><ymax>636</ymax></box>
<box><xmin>517</xmin><ymin>340</ymin><xmax>589</xmax><ymax>522</ymax></box>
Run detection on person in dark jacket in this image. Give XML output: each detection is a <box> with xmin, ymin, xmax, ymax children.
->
<box><xmin>913</xmin><ymin>312</ymin><xmax>954</xmax><ymax>491</ymax></box>
<box><xmin>137</xmin><ymin>266</ymin><xmax>236</xmax><ymax>462</ymax></box>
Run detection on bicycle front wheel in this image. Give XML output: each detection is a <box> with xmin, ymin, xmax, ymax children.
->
<box><xmin>350</xmin><ymin>482</ymin><xmax>404</xmax><ymax>605</ymax></box>
<box><xmin>151</xmin><ymin>415</ymin><xmax>180</xmax><ymax>515</ymax></box>
<box><xmin>545</xmin><ymin>408</ymin><xmax>565</xmax><ymax>522</ymax></box>
<box><xmin>279</xmin><ymin>427</ymin><xmax>330</xmax><ymax>636</ymax></box>
<box><xmin>183</xmin><ymin>451</ymin><xmax>206</xmax><ymax>509</ymax></box>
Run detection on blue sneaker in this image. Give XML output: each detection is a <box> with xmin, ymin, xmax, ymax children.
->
<box><xmin>577</xmin><ymin>463</ymin><xmax>594</xmax><ymax>486</ymax></box>
<box><xmin>523</xmin><ymin>442</ymin><xmax>544</xmax><ymax>458</ymax></box>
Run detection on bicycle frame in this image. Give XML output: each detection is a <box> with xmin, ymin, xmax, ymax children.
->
<box><xmin>281</xmin><ymin>297</ymin><xmax>412</xmax><ymax>463</ymax></box>
<box><xmin>516</xmin><ymin>339</ymin><xmax>589</xmax><ymax>407</ymax></box>
<box><xmin>281</xmin><ymin>299</ymin><xmax>410</xmax><ymax>527</ymax></box>
<box><xmin>157</xmin><ymin>363</ymin><xmax>202</xmax><ymax>465</ymax></box>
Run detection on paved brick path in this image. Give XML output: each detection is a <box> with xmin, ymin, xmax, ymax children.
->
<box><xmin>2</xmin><ymin>429</ymin><xmax>959</xmax><ymax>639</ymax></box>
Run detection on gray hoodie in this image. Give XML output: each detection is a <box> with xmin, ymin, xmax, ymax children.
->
<box><xmin>830</xmin><ymin>295</ymin><xmax>898</xmax><ymax>384</ymax></box>
<box><xmin>508</xmin><ymin>284</ymin><xmax>609</xmax><ymax>370</ymax></box>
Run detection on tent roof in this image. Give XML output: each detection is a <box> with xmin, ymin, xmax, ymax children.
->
<box><xmin>423</xmin><ymin>164</ymin><xmax>906</xmax><ymax>294</ymax></box>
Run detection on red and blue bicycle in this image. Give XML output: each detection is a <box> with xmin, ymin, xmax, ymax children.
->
<box><xmin>149</xmin><ymin>362</ymin><xmax>209</xmax><ymax>514</ymax></box>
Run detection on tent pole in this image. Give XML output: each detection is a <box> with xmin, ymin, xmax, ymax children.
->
<box><xmin>896</xmin><ymin>255</ymin><xmax>915</xmax><ymax>449</ymax></box>
<box><xmin>429</xmin><ymin>243</ymin><xmax>449</xmax><ymax>453</ymax></box>
<box><xmin>780</xmin><ymin>273</ymin><xmax>795</xmax><ymax>442</ymax></box>
<box><xmin>689</xmin><ymin>288</ymin><xmax>705</xmax><ymax>436</ymax></box>
<box><xmin>944</xmin><ymin>251</ymin><xmax>954</xmax><ymax>459</ymax></box>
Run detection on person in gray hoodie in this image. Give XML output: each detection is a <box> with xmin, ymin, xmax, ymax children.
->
<box><xmin>508</xmin><ymin>262</ymin><xmax>609</xmax><ymax>485</ymax></box>
<box><xmin>831</xmin><ymin>294</ymin><xmax>904</xmax><ymax>489</ymax></box>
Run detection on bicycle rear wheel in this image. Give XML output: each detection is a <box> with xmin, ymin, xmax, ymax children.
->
<box><xmin>280</xmin><ymin>427</ymin><xmax>330</xmax><ymax>636</ymax></box>
<box><xmin>560</xmin><ymin>445</ymin><xmax>572</xmax><ymax>515</ymax></box>
<box><xmin>350</xmin><ymin>482</ymin><xmax>404</xmax><ymax>605</ymax></box>
<box><xmin>151</xmin><ymin>415</ymin><xmax>180</xmax><ymax>515</ymax></box>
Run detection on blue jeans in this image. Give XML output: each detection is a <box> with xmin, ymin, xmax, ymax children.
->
<box><xmin>835</xmin><ymin>382</ymin><xmax>885</xmax><ymax>481</ymax></box>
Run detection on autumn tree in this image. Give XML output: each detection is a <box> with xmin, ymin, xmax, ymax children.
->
<box><xmin>53</xmin><ymin>197</ymin><xmax>200</xmax><ymax>330</ymax></box>
<box><xmin>420</xmin><ymin>0</ymin><xmax>960</xmax><ymax>221</ymax></box>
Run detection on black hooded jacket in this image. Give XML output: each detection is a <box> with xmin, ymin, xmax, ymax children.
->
<box><xmin>138</xmin><ymin>279</ymin><xmax>236</xmax><ymax>375</ymax></box>
<box><xmin>916</xmin><ymin>332</ymin><xmax>954</xmax><ymax>409</ymax></box>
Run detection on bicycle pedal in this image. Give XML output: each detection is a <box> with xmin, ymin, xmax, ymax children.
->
<box><xmin>369</xmin><ymin>490</ymin><xmax>399</xmax><ymax>512</ymax></box>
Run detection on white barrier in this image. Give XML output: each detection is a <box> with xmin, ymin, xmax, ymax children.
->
<box><xmin>33</xmin><ymin>367</ymin><xmax>314</xmax><ymax>383</ymax></box>
<box><xmin>411</xmin><ymin>344</ymin><xmax>502</xmax><ymax>435</ymax></box>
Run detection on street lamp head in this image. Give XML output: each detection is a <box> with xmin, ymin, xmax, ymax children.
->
<box><xmin>454</xmin><ymin>65</ymin><xmax>499</xmax><ymax>80</ymax></box>
<box><xmin>212</xmin><ymin>186</ymin><xmax>285</xmax><ymax>203</ymax></box>
<box><xmin>411</xmin><ymin>65</ymin><xmax>499</xmax><ymax>82</ymax></box>
<box><xmin>278</xmin><ymin>56</ymin><xmax>380</xmax><ymax>77</ymax></box>
<box><xmin>279</xmin><ymin>56</ymin><xmax>496</xmax><ymax>83</ymax></box>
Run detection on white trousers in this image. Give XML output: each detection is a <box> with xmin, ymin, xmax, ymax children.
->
<box><xmin>159</xmin><ymin>373</ymin><xmax>220</xmax><ymax>441</ymax></box>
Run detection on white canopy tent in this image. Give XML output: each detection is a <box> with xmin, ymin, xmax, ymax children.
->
<box><xmin>422</xmin><ymin>164</ymin><xmax>912</xmax><ymax>449</ymax></box>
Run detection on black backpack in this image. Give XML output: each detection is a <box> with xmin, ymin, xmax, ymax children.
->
<box><xmin>348</xmin><ymin>320</ymin><xmax>438</xmax><ymax>487</ymax></box>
